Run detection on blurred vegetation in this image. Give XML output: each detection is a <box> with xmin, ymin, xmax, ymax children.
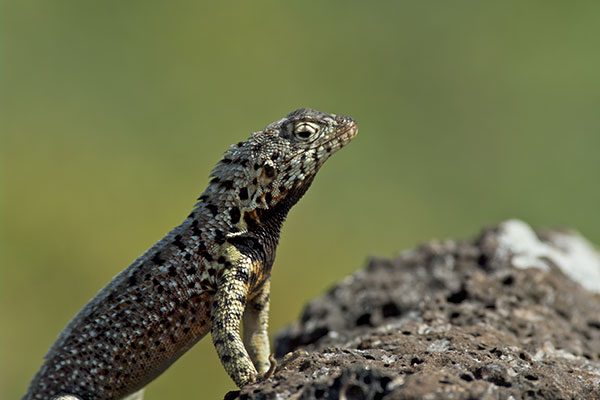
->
<box><xmin>2</xmin><ymin>1</ymin><xmax>600</xmax><ymax>399</ymax></box>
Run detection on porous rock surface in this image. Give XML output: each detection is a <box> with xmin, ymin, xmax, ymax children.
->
<box><xmin>226</xmin><ymin>220</ymin><xmax>600</xmax><ymax>400</ymax></box>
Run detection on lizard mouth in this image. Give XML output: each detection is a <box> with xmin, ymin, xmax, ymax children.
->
<box><xmin>314</xmin><ymin>116</ymin><xmax>358</xmax><ymax>153</ymax></box>
<box><xmin>340</xmin><ymin>117</ymin><xmax>358</xmax><ymax>144</ymax></box>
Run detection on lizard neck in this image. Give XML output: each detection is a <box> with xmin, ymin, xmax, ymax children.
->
<box><xmin>259</xmin><ymin>177</ymin><xmax>316</xmax><ymax>266</ymax></box>
<box><xmin>256</xmin><ymin>178</ymin><xmax>314</xmax><ymax>238</ymax></box>
<box><xmin>224</xmin><ymin>176</ymin><xmax>315</xmax><ymax>274</ymax></box>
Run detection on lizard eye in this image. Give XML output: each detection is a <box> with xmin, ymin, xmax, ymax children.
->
<box><xmin>293</xmin><ymin>122</ymin><xmax>320</xmax><ymax>140</ymax></box>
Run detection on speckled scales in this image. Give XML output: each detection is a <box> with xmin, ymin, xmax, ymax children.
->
<box><xmin>24</xmin><ymin>108</ymin><xmax>357</xmax><ymax>400</ymax></box>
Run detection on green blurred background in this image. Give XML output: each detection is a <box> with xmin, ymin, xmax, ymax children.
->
<box><xmin>2</xmin><ymin>1</ymin><xmax>600</xmax><ymax>398</ymax></box>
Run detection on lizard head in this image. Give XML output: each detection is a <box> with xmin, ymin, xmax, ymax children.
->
<box><xmin>271</xmin><ymin>107</ymin><xmax>358</xmax><ymax>170</ymax></box>
<box><xmin>199</xmin><ymin>108</ymin><xmax>357</xmax><ymax>234</ymax></box>
<box><xmin>243</xmin><ymin>108</ymin><xmax>358</xmax><ymax>208</ymax></box>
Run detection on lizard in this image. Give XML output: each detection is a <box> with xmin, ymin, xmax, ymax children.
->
<box><xmin>23</xmin><ymin>108</ymin><xmax>358</xmax><ymax>400</ymax></box>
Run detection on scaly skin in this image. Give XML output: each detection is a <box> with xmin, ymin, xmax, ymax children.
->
<box><xmin>24</xmin><ymin>108</ymin><xmax>358</xmax><ymax>400</ymax></box>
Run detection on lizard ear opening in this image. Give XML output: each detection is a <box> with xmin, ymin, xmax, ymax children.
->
<box><xmin>263</xmin><ymin>163</ymin><xmax>276</xmax><ymax>178</ymax></box>
<box><xmin>259</xmin><ymin>160</ymin><xmax>277</xmax><ymax>187</ymax></box>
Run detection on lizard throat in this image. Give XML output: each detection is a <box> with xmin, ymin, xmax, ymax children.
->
<box><xmin>228</xmin><ymin>176</ymin><xmax>315</xmax><ymax>273</ymax></box>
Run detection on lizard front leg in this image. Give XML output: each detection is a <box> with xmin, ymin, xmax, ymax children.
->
<box><xmin>243</xmin><ymin>278</ymin><xmax>272</xmax><ymax>375</ymax></box>
<box><xmin>211</xmin><ymin>265</ymin><xmax>258</xmax><ymax>387</ymax></box>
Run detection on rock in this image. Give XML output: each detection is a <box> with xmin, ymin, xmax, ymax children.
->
<box><xmin>226</xmin><ymin>220</ymin><xmax>600</xmax><ymax>400</ymax></box>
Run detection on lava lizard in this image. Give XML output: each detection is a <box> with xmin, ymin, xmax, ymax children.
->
<box><xmin>24</xmin><ymin>108</ymin><xmax>358</xmax><ymax>400</ymax></box>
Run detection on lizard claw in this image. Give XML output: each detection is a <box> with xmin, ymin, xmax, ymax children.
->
<box><xmin>257</xmin><ymin>354</ymin><xmax>277</xmax><ymax>382</ymax></box>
